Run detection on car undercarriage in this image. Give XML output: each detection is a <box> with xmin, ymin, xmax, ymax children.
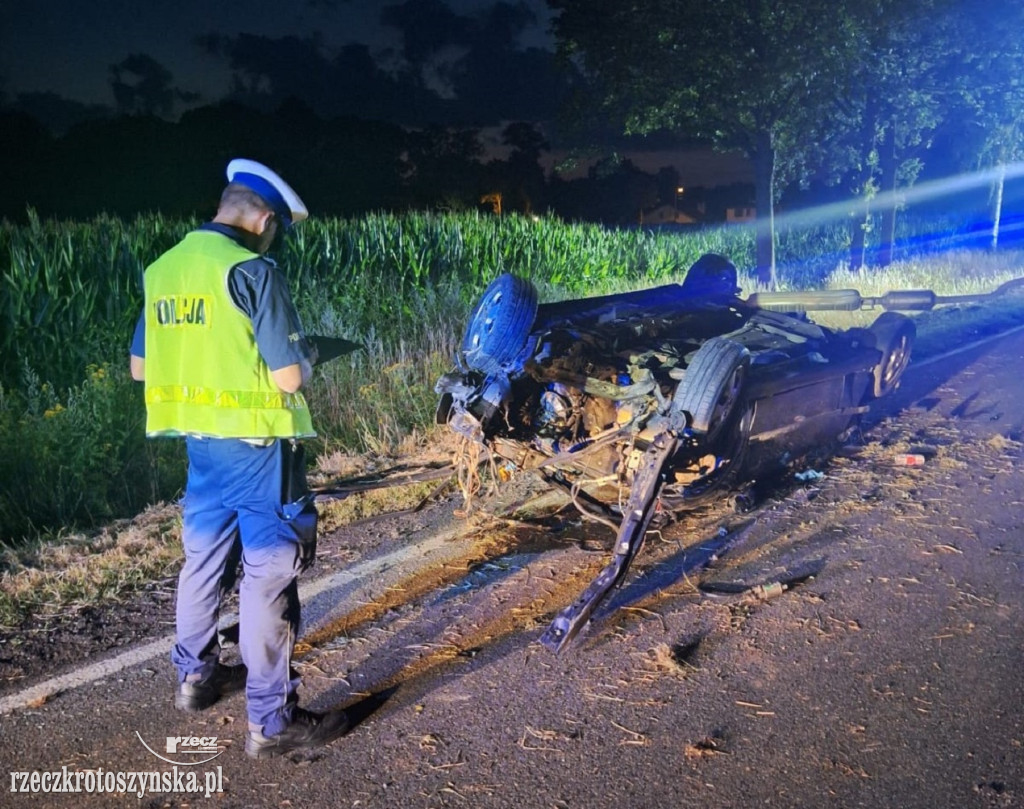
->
<box><xmin>436</xmin><ymin>255</ymin><xmax>1022</xmax><ymax>651</ymax></box>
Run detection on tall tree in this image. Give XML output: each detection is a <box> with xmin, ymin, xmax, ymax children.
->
<box><xmin>847</xmin><ymin>0</ymin><xmax>953</xmax><ymax>267</ymax></box>
<box><xmin>108</xmin><ymin>54</ymin><xmax>197</xmax><ymax>118</ymax></box>
<box><xmin>497</xmin><ymin>121</ymin><xmax>549</xmax><ymax>213</ymax></box>
<box><xmin>948</xmin><ymin>0</ymin><xmax>1024</xmax><ymax>251</ymax></box>
<box><xmin>803</xmin><ymin>0</ymin><xmax>1022</xmax><ymax>269</ymax></box>
<box><xmin>551</xmin><ymin>0</ymin><xmax>863</xmax><ymax>286</ymax></box>
<box><xmin>813</xmin><ymin>0</ymin><xmax>951</xmax><ymax>269</ymax></box>
<box><xmin>403</xmin><ymin>125</ymin><xmax>487</xmax><ymax>209</ymax></box>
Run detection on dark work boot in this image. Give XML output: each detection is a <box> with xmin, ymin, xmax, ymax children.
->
<box><xmin>175</xmin><ymin>663</ymin><xmax>248</xmax><ymax>712</ymax></box>
<box><xmin>245</xmin><ymin>708</ymin><xmax>350</xmax><ymax>759</ymax></box>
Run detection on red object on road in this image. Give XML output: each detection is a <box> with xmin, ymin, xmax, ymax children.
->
<box><xmin>895</xmin><ymin>453</ymin><xmax>927</xmax><ymax>466</ymax></box>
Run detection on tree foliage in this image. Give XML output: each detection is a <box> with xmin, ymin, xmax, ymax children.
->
<box><xmin>552</xmin><ymin>0</ymin><xmax>865</xmax><ymax>285</ymax></box>
<box><xmin>821</xmin><ymin>0</ymin><xmax>963</xmax><ymax>267</ymax></box>
<box><xmin>108</xmin><ymin>54</ymin><xmax>198</xmax><ymax>118</ymax></box>
<box><xmin>940</xmin><ymin>0</ymin><xmax>1024</xmax><ymax>249</ymax></box>
<box><xmin>550</xmin><ymin>0</ymin><xmax>1024</xmax><ymax>276</ymax></box>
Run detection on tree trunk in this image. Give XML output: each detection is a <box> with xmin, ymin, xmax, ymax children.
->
<box><xmin>753</xmin><ymin>130</ymin><xmax>777</xmax><ymax>289</ymax></box>
<box><xmin>850</xmin><ymin>98</ymin><xmax>878</xmax><ymax>273</ymax></box>
<box><xmin>877</xmin><ymin>119</ymin><xmax>898</xmax><ymax>268</ymax></box>
<box><xmin>850</xmin><ymin>199</ymin><xmax>869</xmax><ymax>272</ymax></box>
<box><xmin>990</xmin><ymin>163</ymin><xmax>1005</xmax><ymax>252</ymax></box>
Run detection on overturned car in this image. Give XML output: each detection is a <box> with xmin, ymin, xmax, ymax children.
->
<box><xmin>435</xmin><ymin>254</ymin><xmax>1009</xmax><ymax>652</ymax></box>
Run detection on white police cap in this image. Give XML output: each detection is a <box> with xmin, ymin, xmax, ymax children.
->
<box><xmin>226</xmin><ymin>158</ymin><xmax>308</xmax><ymax>228</ymax></box>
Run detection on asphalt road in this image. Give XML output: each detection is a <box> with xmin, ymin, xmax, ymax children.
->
<box><xmin>3</xmin><ymin>327</ymin><xmax>1024</xmax><ymax>809</ymax></box>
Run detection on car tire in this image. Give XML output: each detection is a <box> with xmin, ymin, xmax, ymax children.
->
<box><xmin>461</xmin><ymin>274</ymin><xmax>538</xmax><ymax>374</ymax></box>
<box><xmin>673</xmin><ymin>336</ymin><xmax>750</xmax><ymax>442</ymax></box>
<box><xmin>869</xmin><ymin>312</ymin><xmax>915</xmax><ymax>397</ymax></box>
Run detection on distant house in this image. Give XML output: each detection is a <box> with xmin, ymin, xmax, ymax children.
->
<box><xmin>641</xmin><ymin>204</ymin><xmax>701</xmax><ymax>226</ymax></box>
<box><xmin>726</xmin><ymin>205</ymin><xmax>756</xmax><ymax>223</ymax></box>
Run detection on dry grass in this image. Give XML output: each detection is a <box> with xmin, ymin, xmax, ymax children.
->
<box><xmin>316</xmin><ymin>480</ymin><xmax>445</xmax><ymax>535</ymax></box>
<box><xmin>0</xmin><ymin>503</ymin><xmax>183</xmax><ymax>627</ymax></box>
<box><xmin>642</xmin><ymin>642</ymin><xmax>694</xmax><ymax>677</ymax></box>
<box><xmin>806</xmin><ymin>250</ymin><xmax>1024</xmax><ymax>332</ymax></box>
<box><xmin>0</xmin><ymin>438</ymin><xmax>455</xmax><ymax>627</ymax></box>
<box><xmin>313</xmin><ymin>429</ymin><xmax>460</xmax><ymax>533</ymax></box>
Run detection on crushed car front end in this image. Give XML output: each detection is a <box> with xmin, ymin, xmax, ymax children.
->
<box><xmin>437</xmin><ymin>254</ymin><xmax>917</xmax><ymax>650</ymax></box>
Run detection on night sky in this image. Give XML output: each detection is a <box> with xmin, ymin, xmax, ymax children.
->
<box><xmin>2</xmin><ymin>0</ymin><xmax>555</xmax><ymax>124</ymax></box>
<box><xmin>0</xmin><ymin>0</ymin><xmax>752</xmax><ymax>187</ymax></box>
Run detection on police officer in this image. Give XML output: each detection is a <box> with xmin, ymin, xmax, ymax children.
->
<box><xmin>129</xmin><ymin>159</ymin><xmax>349</xmax><ymax>759</ymax></box>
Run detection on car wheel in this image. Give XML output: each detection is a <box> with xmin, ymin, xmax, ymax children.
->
<box><xmin>869</xmin><ymin>312</ymin><xmax>915</xmax><ymax>397</ymax></box>
<box><xmin>673</xmin><ymin>336</ymin><xmax>750</xmax><ymax>442</ymax></box>
<box><xmin>461</xmin><ymin>274</ymin><xmax>538</xmax><ymax>374</ymax></box>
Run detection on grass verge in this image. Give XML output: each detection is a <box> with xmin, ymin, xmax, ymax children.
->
<box><xmin>0</xmin><ymin>436</ymin><xmax>454</xmax><ymax>628</ymax></box>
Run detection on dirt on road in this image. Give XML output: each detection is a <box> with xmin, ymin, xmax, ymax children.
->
<box><xmin>1</xmin><ymin>326</ymin><xmax>1023</xmax><ymax>809</ymax></box>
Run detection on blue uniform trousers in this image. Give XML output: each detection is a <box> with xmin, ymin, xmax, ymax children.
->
<box><xmin>171</xmin><ymin>436</ymin><xmax>315</xmax><ymax>737</ymax></box>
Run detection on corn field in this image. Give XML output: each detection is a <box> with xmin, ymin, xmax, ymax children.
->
<box><xmin>0</xmin><ymin>207</ymin><xmax>1004</xmax><ymax>545</ymax></box>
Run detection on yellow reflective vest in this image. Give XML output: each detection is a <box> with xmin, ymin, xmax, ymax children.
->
<box><xmin>143</xmin><ymin>230</ymin><xmax>315</xmax><ymax>439</ymax></box>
